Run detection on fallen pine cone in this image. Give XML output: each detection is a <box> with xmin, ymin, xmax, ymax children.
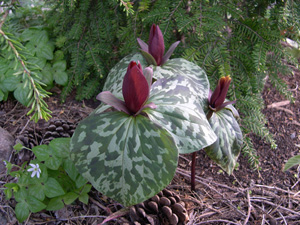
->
<box><xmin>129</xmin><ymin>189</ymin><xmax>189</xmax><ymax>225</ymax></box>
<box><xmin>42</xmin><ymin>119</ymin><xmax>76</xmax><ymax>144</ymax></box>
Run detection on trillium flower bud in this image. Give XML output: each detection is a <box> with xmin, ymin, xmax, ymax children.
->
<box><xmin>97</xmin><ymin>61</ymin><xmax>156</xmax><ymax>116</ymax></box>
<box><xmin>148</xmin><ymin>24</ymin><xmax>165</xmax><ymax>66</ymax></box>
<box><xmin>137</xmin><ymin>24</ymin><xmax>180</xmax><ymax>66</ymax></box>
<box><xmin>208</xmin><ymin>75</ymin><xmax>236</xmax><ymax>112</ymax></box>
<box><xmin>122</xmin><ymin>61</ymin><xmax>150</xmax><ymax>114</ymax></box>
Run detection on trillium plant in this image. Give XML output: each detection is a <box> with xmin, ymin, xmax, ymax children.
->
<box><xmin>70</xmin><ymin>24</ymin><xmax>243</xmax><ymax>207</ymax></box>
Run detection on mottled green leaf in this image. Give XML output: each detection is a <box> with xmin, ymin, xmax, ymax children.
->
<box><xmin>284</xmin><ymin>155</ymin><xmax>300</xmax><ymax>171</ymax></box>
<box><xmin>205</xmin><ymin>108</ymin><xmax>243</xmax><ymax>174</ymax></box>
<box><xmin>146</xmin><ymin>75</ymin><xmax>217</xmax><ymax>153</ymax></box>
<box><xmin>70</xmin><ymin>111</ymin><xmax>178</xmax><ymax>206</ymax></box>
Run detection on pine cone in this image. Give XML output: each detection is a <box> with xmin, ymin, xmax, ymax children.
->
<box><xmin>129</xmin><ymin>189</ymin><xmax>189</xmax><ymax>225</ymax></box>
<box><xmin>17</xmin><ymin>127</ymin><xmax>43</xmax><ymax>149</ymax></box>
<box><xmin>42</xmin><ymin>119</ymin><xmax>76</xmax><ymax>144</ymax></box>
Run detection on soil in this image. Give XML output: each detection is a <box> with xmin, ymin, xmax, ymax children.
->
<box><xmin>0</xmin><ymin>66</ymin><xmax>300</xmax><ymax>224</ymax></box>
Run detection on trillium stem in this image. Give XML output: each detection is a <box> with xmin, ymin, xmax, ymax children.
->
<box><xmin>191</xmin><ymin>151</ymin><xmax>197</xmax><ymax>191</ymax></box>
<box><xmin>191</xmin><ymin>109</ymin><xmax>214</xmax><ymax>191</ymax></box>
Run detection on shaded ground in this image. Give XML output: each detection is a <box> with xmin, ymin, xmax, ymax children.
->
<box><xmin>0</xmin><ymin>66</ymin><xmax>300</xmax><ymax>224</ymax></box>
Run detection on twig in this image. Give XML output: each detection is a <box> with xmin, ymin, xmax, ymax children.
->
<box><xmin>195</xmin><ymin>219</ymin><xmax>241</xmax><ymax>225</ymax></box>
<box><xmin>278</xmin><ymin>211</ymin><xmax>288</xmax><ymax>225</ymax></box>
<box><xmin>250</xmin><ymin>198</ymin><xmax>300</xmax><ymax>216</ymax></box>
<box><xmin>243</xmin><ymin>190</ymin><xmax>252</xmax><ymax>225</ymax></box>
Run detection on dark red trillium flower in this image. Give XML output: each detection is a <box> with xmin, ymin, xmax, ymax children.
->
<box><xmin>97</xmin><ymin>61</ymin><xmax>156</xmax><ymax>116</ymax></box>
<box><xmin>208</xmin><ymin>75</ymin><xmax>236</xmax><ymax>112</ymax></box>
<box><xmin>137</xmin><ymin>24</ymin><xmax>180</xmax><ymax>66</ymax></box>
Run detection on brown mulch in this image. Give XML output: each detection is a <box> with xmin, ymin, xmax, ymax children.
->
<box><xmin>0</xmin><ymin>67</ymin><xmax>300</xmax><ymax>224</ymax></box>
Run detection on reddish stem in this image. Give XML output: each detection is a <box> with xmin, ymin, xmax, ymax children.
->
<box><xmin>191</xmin><ymin>151</ymin><xmax>197</xmax><ymax>191</ymax></box>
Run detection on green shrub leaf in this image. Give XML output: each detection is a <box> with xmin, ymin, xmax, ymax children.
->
<box><xmin>14</xmin><ymin>83</ymin><xmax>31</xmax><ymax>106</ymax></box>
<box><xmin>26</xmin><ymin>195</ymin><xmax>47</xmax><ymax>213</ymax></box>
<box><xmin>32</xmin><ymin>145</ymin><xmax>49</xmax><ymax>161</ymax></box>
<box><xmin>49</xmin><ymin>138</ymin><xmax>70</xmax><ymax>158</ymax></box>
<box><xmin>63</xmin><ymin>192</ymin><xmax>79</xmax><ymax>205</ymax></box>
<box><xmin>70</xmin><ymin>111</ymin><xmax>178</xmax><ymax>206</ymax></box>
<box><xmin>54</xmin><ymin>71</ymin><xmax>68</xmax><ymax>85</ymax></box>
<box><xmin>63</xmin><ymin>158</ymin><xmax>79</xmax><ymax>181</ymax></box>
<box><xmin>205</xmin><ymin>108</ymin><xmax>243</xmax><ymax>174</ymax></box>
<box><xmin>46</xmin><ymin>196</ymin><xmax>65</xmax><ymax>211</ymax></box>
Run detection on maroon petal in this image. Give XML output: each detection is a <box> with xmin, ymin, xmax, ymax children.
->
<box><xmin>122</xmin><ymin>62</ymin><xmax>149</xmax><ymax>114</ymax></box>
<box><xmin>137</xmin><ymin>38</ymin><xmax>149</xmax><ymax>52</ymax></box>
<box><xmin>96</xmin><ymin>91</ymin><xmax>131</xmax><ymax>115</ymax></box>
<box><xmin>161</xmin><ymin>41</ymin><xmax>180</xmax><ymax>65</ymax></box>
<box><xmin>148</xmin><ymin>24</ymin><xmax>165</xmax><ymax>66</ymax></box>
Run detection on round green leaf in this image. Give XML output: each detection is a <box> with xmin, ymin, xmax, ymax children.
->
<box><xmin>32</xmin><ymin>145</ymin><xmax>49</xmax><ymax>161</ymax></box>
<box><xmin>205</xmin><ymin>108</ymin><xmax>243</xmax><ymax>174</ymax></box>
<box><xmin>36</xmin><ymin>43</ymin><xmax>54</xmax><ymax>60</ymax></box>
<box><xmin>53</xmin><ymin>60</ymin><xmax>67</xmax><ymax>71</ymax></box>
<box><xmin>70</xmin><ymin>111</ymin><xmax>178</xmax><ymax>206</ymax></box>
<box><xmin>49</xmin><ymin>137</ymin><xmax>70</xmax><ymax>158</ymax></box>
<box><xmin>14</xmin><ymin>83</ymin><xmax>31</xmax><ymax>106</ymax></box>
<box><xmin>53</xmin><ymin>71</ymin><xmax>68</xmax><ymax>85</ymax></box>
<box><xmin>2</xmin><ymin>75</ymin><xmax>20</xmax><ymax>91</ymax></box>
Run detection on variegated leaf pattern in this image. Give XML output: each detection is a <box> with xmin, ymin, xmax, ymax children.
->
<box><xmin>153</xmin><ymin>58</ymin><xmax>210</xmax><ymax>108</ymax></box>
<box><xmin>204</xmin><ymin>108</ymin><xmax>243</xmax><ymax>174</ymax></box>
<box><xmin>70</xmin><ymin>111</ymin><xmax>178</xmax><ymax>207</ymax></box>
<box><xmin>146</xmin><ymin>75</ymin><xmax>217</xmax><ymax>154</ymax></box>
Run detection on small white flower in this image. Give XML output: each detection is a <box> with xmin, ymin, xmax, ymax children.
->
<box><xmin>27</xmin><ymin>163</ymin><xmax>41</xmax><ymax>178</ymax></box>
